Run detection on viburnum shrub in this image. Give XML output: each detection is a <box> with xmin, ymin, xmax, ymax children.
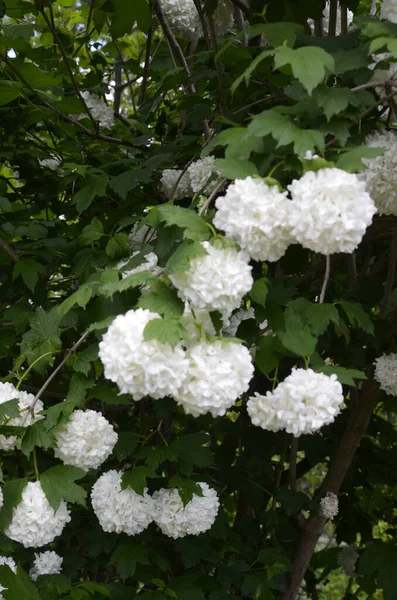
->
<box><xmin>1</xmin><ymin>0</ymin><xmax>397</xmax><ymax>599</ymax></box>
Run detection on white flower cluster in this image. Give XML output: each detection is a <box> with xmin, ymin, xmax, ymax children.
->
<box><xmin>100</xmin><ymin>307</ymin><xmax>254</xmax><ymax>416</ymax></box>
<box><xmin>360</xmin><ymin>130</ymin><xmax>397</xmax><ymax>215</ymax></box>
<box><xmin>287</xmin><ymin>169</ymin><xmax>376</xmax><ymax>255</ymax></box>
<box><xmin>159</xmin><ymin>0</ymin><xmax>233</xmax><ymax>41</ymax></box>
<box><xmin>369</xmin><ymin>53</ymin><xmax>397</xmax><ymax>103</ymax></box>
<box><xmin>128</xmin><ymin>223</ymin><xmax>155</xmax><ymax>252</ymax></box>
<box><xmin>223</xmin><ymin>307</ymin><xmax>255</xmax><ymax>337</ymax></box>
<box><xmin>160</xmin><ymin>169</ymin><xmax>192</xmax><ymax>200</ymax></box>
<box><xmin>91</xmin><ymin>470</ymin><xmax>154</xmax><ymax>535</ymax></box>
<box><xmin>170</xmin><ymin>241</ymin><xmax>253</xmax><ymax>317</ymax></box>
<box><xmin>174</xmin><ymin>340</ymin><xmax>254</xmax><ymax>417</ymax></box>
<box><xmin>5</xmin><ymin>481</ymin><xmax>71</xmax><ymax>548</ymax></box>
<box><xmin>0</xmin><ymin>382</ymin><xmax>44</xmax><ymax>451</ymax></box>
<box><xmin>374</xmin><ymin>353</ymin><xmax>397</xmax><ymax>395</ymax></box>
<box><xmin>247</xmin><ymin>368</ymin><xmax>344</xmax><ymax>436</ymax></box>
<box><xmin>337</xmin><ymin>545</ymin><xmax>359</xmax><ymax>576</ymax></box>
<box><xmin>187</xmin><ymin>156</ymin><xmax>223</xmax><ymax>195</ymax></box>
<box><xmin>38</xmin><ymin>157</ymin><xmax>61</xmax><ymax>171</ymax></box>
<box><xmin>153</xmin><ymin>483</ymin><xmax>219</xmax><ymax>538</ymax></box>
<box><xmin>73</xmin><ymin>91</ymin><xmax>114</xmax><ymax>129</ymax></box>
<box><xmin>99</xmin><ymin>308</ymin><xmax>188</xmax><ymax>400</ymax></box>
<box><xmin>381</xmin><ymin>0</ymin><xmax>397</xmax><ymax>22</ymax></box>
<box><xmin>30</xmin><ymin>551</ymin><xmax>63</xmax><ymax>581</ymax></box>
<box><xmin>118</xmin><ymin>252</ymin><xmax>162</xmax><ymax>279</ymax></box>
<box><xmin>53</xmin><ymin>409</ymin><xmax>118</xmax><ymax>471</ymax></box>
<box><xmin>214</xmin><ymin>178</ymin><xmax>293</xmax><ymax>262</ymax></box>
<box><xmin>0</xmin><ymin>556</ymin><xmax>16</xmax><ymax>600</ymax></box>
<box><xmin>320</xmin><ymin>492</ymin><xmax>339</xmax><ymax>520</ymax></box>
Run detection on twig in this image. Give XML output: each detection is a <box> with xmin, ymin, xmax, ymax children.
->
<box><xmin>229</xmin><ymin>0</ymin><xmax>249</xmax><ymax>16</ymax></box>
<box><xmin>139</xmin><ymin>27</ymin><xmax>153</xmax><ymax>105</ymax></box>
<box><xmin>351</xmin><ymin>80</ymin><xmax>397</xmax><ymax>93</ymax></box>
<box><xmin>198</xmin><ymin>177</ymin><xmax>228</xmax><ymax>215</ymax></box>
<box><xmin>0</xmin><ymin>239</ymin><xmax>18</xmax><ymax>262</ymax></box>
<box><xmin>340</xmin><ymin>4</ymin><xmax>348</xmax><ymax>35</ymax></box>
<box><xmin>289</xmin><ymin>436</ymin><xmax>298</xmax><ymax>492</ymax></box>
<box><xmin>113</xmin><ymin>58</ymin><xmax>122</xmax><ymax>115</ymax></box>
<box><xmin>313</xmin><ymin>19</ymin><xmax>323</xmax><ymax>37</ymax></box>
<box><xmin>27</xmin><ymin>331</ymin><xmax>90</xmax><ymax>415</ymax></box>
<box><xmin>319</xmin><ymin>255</ymin><xmax>331</xmax><ymax>304</ymax></box>
<box><xmin>380</xmin><ymin>227</ymin><xmax>397</xmax><ymax>318</ymax></box>
<box><xmin>328</xmin><ymin>0</ymin><xmax>338</xmax><ymax>36</ymax></box>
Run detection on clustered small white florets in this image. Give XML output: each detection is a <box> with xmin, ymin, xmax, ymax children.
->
<box><xmin>160</xmin><ymin>169</ymin><xmax>193</xmax><ymax>200</ymax></box>
<box><xmin>174</xmin><ymin>340</ymin><xmax>254</xmax><ymax>417</ymax></box>
<box><xmin>91</xmin><ymin>470</ymin><xmax>153</xmax><ymax>535</ymax></box>
<box><xmin>247</xmin><ymin>368</ymin><xmax>344</xmax><ymax>436</ymax></box>
<box><xmin>159</xmin><ymin>0</ymin><xmax>233</xmax><ymax>40</ymax></box>
<box><xmin>53</xmin><ymin>409</ymin><xmax>118</xmax><ymax>471</ymax></box>
<box><xmin>287</xmin><ymin>168</ymin><xmax>376</xmax><ymax>255</ymax></box>
<box><xmin>0</xmin><ymin>382</ymin><xmax>44</xmax><ymax>451</ymax></box>
<box><xmin>223</xmin><ymin>307</ymin><xmax>255</xmax><ymax>337</ymax></box>
<box><xmin>0</xmin><ymin>556</ymin><xmax>16</xmax><ymax>599</ymax></box>
<box><xmin>98</xmin><ymin>308</ymin><xmax>188</xmax><ymax>400</ymax></box>
<box><xmin>119</xmin><ymin>252</ymin><xmax>162</xmax><ymax>279</ymax></box>
<box><xmin>170</xmin><ymin>241</ymin><xmax>253</xmax><ymax>317</ymax></box>
<box><xmin>74</xmin><ymin>91</ymin><xmax>114</xmax><ymax>129</ymax></box>
<box><xmin>320</xmin><ymin>492</ymin><xmax>339</xmax><ymax>520</ymax></box>
<box><xmin>360</xmin><ymin>131</ymin><xmax>397</xmax><ymax>216</ymax></box>
<box><xmin>337</xmin><ymin>545</ymin><xmax>359</xmax><ymax>576</ymax></box>
<box><xmin>30</xmin><ymin>551</ymin><xmax>63</xmax><ymax>581</ymax></box>
<box><xmin>5</xmin><ymin>481</ymin><xmax>71</xmax><ymax>548</ymax></box>
<box><xmin>187</xmin><ymin>156</ymin><xmax>222</xmax><ymax>195</ymax></box>
<box><xmin>213</xmin><ymin>177</ymin><xmax>293</xmax><ymax>262</ymax></box>
<box><xmin>374</xmin><ymin>353</ymin><xmax>397</xmax><ymax>395</ymax></box>
<box><xmin>381</xmin><ymin>0</ymin><xmax>397</xmax><ymax>23</ymax></box>
<box><xmin>153</xmin><ymin>483</ymin><xmax>219</xmax><ymax>539</ymax></box>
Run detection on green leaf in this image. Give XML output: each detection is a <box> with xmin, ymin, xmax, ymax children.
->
<box><xmin>335</xmin><ymin>146</ymin><xmax>386</xmax><ymax>172</ymax></box>
<box><xmin>313</xmin><ymin>86</ymin><xmax>358</xmax><ymax>121</ymax></box>
<box><xmin>317</xmin><ymin>365</ymin><xmax>366</xmax><ymax>387</ymax></box>
<box><xmin>81</xmin><ymin>217</ymin><xmax>105</xmax><ymax>245</ymax></box>
<box><xmin>20</xmin><ymin>308</ymin><xmax>61</xmax><ymax>374</ymax></box>
<box><xmin>202</xmin><ymin>127</ymin><xmax>264</xmax><ymax>161</ymax></box>
<box><xmin>138</xmin><ymin>279</ymin><xmax>185</xmax><ymax>317</ymax></box>
<box><xmin>0</xmin><ymin>479</ymin><xmax>27</xmax><ymax>532</ymax></box>
<box><xmin>231</xmin><ymin>49</ymin><xmax>274</xmax><ymax>94</ymax></box>
<box><xmin>0</xmin><ymin>399</ymin><xmax>19</xmax><ymax>421</ymax></box>
<box><xmin>121</xmin><ymin>467</ymin><xmax>157</xmax><ymax>495</ymax></box>
<box><xmin>213</xmin><ymin>158</ymin><xmax>258</xmax><ymax>179</ymax></box>
<box><xmin>279</xmin><ymin>321</ymin><xmax>317</xmax><ymax>358</ymax></box>
<box><xmin>274</xmin><ymin>45</ymin><xmax>334</xmax><ymax>95</ymax></box>
<box><xmin>0</xmin><ymin>565</ymin><xmax>40</xmax><ymax>600</ymax></box>
<box><xmin>110</xmin><ymin>0</ymin><xmax>150</xmax><ymax>37</ymax></box>
<box><xmin>74</xmin><ymin>176</ymin><xmax>108</xmax><ymax>213</ymax></box>
<box><xmin>157</xmin><ymin>205</ymin><xmax>210</xmax><ymax>242</ymax></box>
<box><xmin>250</xmin><ymin>278</ymin><xmax>269</xmax><ymax>307</ymax></box>
<box><xmin>65</xmin><ymin>373</ymin><xmax>93</xmax><ymax>404</ymax></box>
<box><xmin>43</xmin><ymin>399</ymin><xmax>80</xmax><ymax>430</ymax></box>
<box><xmin>100</xmin><ymin>271</ymin><xmax>150</xmax><ymax>297</ymax></box>
<box><xmin>40</xmin><ymin>465</ymin><xmax>87</xmax><ymax>511</ymax></box>
<box><xmin>112</xmin><ymin>432</ymin><xmax>140</xmax><ymax>460</ymax></box>
<box><xmin>255</xmin><ymin>335</ymin><xmax>285</xmax><ymax>376</ymax></box>
<box><xmin>72</xmin><ymin>345</ymin><xmax>98</xmax><ymax>376</ymax></box>
<box><xmin>110</xmin><ymin>544</ymin><xmax>149</xmax><ymax>581</ymax></box>
<box><xmin>171</xmin><ymin>433</ymin><xmax>213</xmax><ymax>476</ymax></box>
<box><xmin>168</xmin><ymin>475</ymin><xmax>203</xmax><ymax>506</ymax></box>
<box><xmin>358</xmin><ymin>543</ymin><xmax>397</xmax><ymax>600</ymax></box>
<box><xmin>106</xmin><ymin>233</ymin><xmax>129</xmax><ymax>259</ymax></box>
<box><xmin>58</xmin><ymin>284</ymin><xmax>94</xmax><ymax>318</ymax></box>
<box><xmin>77</xmin><ymin>582</ymin><xmax>110</xmax><ymax>597</ymax></box>
<box><xmin>12</xmin><ymin>259</ymin><xmax>45</xmax><ymax>292</ymax></box>
<box><xmin>248</xmin><ymin>109</ymin><xmax>324</xmax><ymax>157</ymax></box>
<box><xmin>338</xmin><ymin>301</ymin><xmax>374</xmax><ymax>335</ymax></box>
<box><xmin>21</xmin><ymin>420</ymin><xmax>55</xmax><ymax>457</ymax></box>
<box><xmin>0</xmin><ymin>81</ymin><xmax>22</xmax><ymax>106</ymax></box>
<box><xmin>143</xmin><ymin>317</ymin><xmax>188</xmax><ymax>348</ymax></box>
<box><xmin>165</xmin><ymin>241</ymin><xmax>208</xmax><ymax>274</ymax></box>
<box><xmin>305</xmin><ymin>303</ymin><xmax>340</xmax><ymax>336</ymax></box>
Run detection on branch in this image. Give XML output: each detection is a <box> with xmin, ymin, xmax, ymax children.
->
<box><xmin>319</xmin><ymin>255</ymin><xmax>331</xmax><ymax>304</ymax></box>
<box><xmin>328</xmin><ymin>0</ymin><xmax>338</xmax><ymax>36</ymax></box>
<box><xmin>230</xmin><ymin>0</ymin><xmax>249</xmax><ymax>17</ymax></box>
<box><xmin>313</xmin><ymin>19</ymin><xmax>324</xmax><ymax>37</ymax></box>
<box><xmin>380</xmin><ymin>227</ymin><xmax>397</xmax><ymax>318</ymax></box>
<box><xmin>289</xmin><ymin>436</ymin><xmax>298</xmax><ymax>492</ymax></box>
<box><xmin>0</xmin><ymin>239</ymin><xmax>18</xmax><ymax>262</ymax></box>
<box><xmin>198</xmin><ymin>177</ymin><xmax>228</xmax><ymax>215</ymax></box>
<box><xmin>282</xmin><ymin>376</ymin><xmax>380</xmax><ymax>600</ymax></box>
<box><xmin>139</xmin><ymin>27</ymin><xmax>153</xmax><ymax>105</ymax></box>
<box><xmin>340</xmin><ymin>4</ymin><xmax>348</xmax><ymax>35</ymax></box>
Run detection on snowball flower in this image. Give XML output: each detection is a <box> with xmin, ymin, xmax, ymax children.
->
<box><xmin>99</xmin><ymin>309</ymin><xmax>188</xmax><ymax>400</ymax></box>
<box><xmin>337</xmin><ymin>545</ymin><xmax>359</xmax><ymax>576</ymax></box>
<box><xmin>0</xmin><ymin>382</ymin><xmax>44</xmax><ymax>451</ymax></box>
<box><xmin>53</xmin><ymin>409</ymin><xmax>118</xmax><ymax>471</ymax></box>
<box><xmin>169</xmin><ymin>241</ymin><xmax>253</xmax><ymax>317</ymax></box>
<box><xmin>91</xmin><ymin>470</ymin><xmax>153</xmax><ymax>535</ymax></box>
<box><xmin>287</xmin><ymin>168</ymin><xmax>376</xmax><ymax>255</ymax></box>
<box><xmin>374</xmin><ymin>353</ymin><xmax>397</xmax><ymax>395</ymax></box>
<box><xmin>118</xmin><ymin>252</ymin><xmax>161</xmax><ymax>279</ymax></box>
<box><xmin>223</xmin><ymin>307</ymin><xmax>256</xmax><ymax>337</ymax></box>
<box><xmin>247</xmin><ymin>368</ymin><xmax>344</xmax><ymax>436</ymax></box>
<box><xmin>153</xmin><ymin>483</ymin><xmax>219</xmax><ymax>538</ymax></box>
<box><xmin>381</xmin><ymin>0</ymin><xmax>397</xmax><ymax>23</ymax></box>
<box><xmin>73</xmin><ymin>91</ymin><xmax>114</xmax><ymax>129</ymax></box>
<box><xmin>320</xmin><ymin>492</ymin><xmax>339</xmax><ymax>520</ymax></box>
<box><xmin>159</xmin><ymin>0</ymin><xmax>233</xmax><ymax>41</ymax></box>
<box><xmin>5</xmin><ymin>481</ymin><xmax>71</xmax><ymax>548</ymax></box>
<box><xmin>38</xmin><ymin>157</ymin><xmax>61</xmax><ymax>171</ymax></box>
<box><xmin>0</xmin><ymin>556</ymin><xmax>16</xmax><ymax>599</ymax></box>
<box><xmin>174</xmin><ymin>340</ymin><xmax>254</xmax><ymax>417</ymax></box>
<box><xmin>187</xmin><ymin>156</ymin><xmax>222</xmax><ymax>195</ymax></box>
<box><xmin>214</xmin><ymin>177</ymin><xmax>293</xmax><ymax>262</ymax></box>
<box><xmin>160</xmin><ymin>168</ymin><xmax>192</xmax><ymax>200</ymax></box>
<box><xmin>30</xmin><ymin>551</ymin><xmax>63</xmax><ymax>581</ymax></box>
<box><xmin>360</xmin><ymin>131</ymin><xmax>397</xmax><ymax>215</ymax></box>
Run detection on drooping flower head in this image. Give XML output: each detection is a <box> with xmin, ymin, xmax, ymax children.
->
<box><xmin>0</xmin><ymin>382</ymin><xmax>44</xmax><ymax>451</ymax></box>
<box><xmin>91</xmin><ymin>470</ymin><xmax>154</xmax><ymax>535</ymax></box>
<box><xmin>374</xmin><ymin>353</ymin><xmax>397</xmax><ymax>395</ymax></box>
<box><xmin>360</xmin><ymin>131</ymin><xmax>397</xmax><ymax>215</ymax></box>
<box><xmin>247</xmin><ymin>368</ymin><xmax>344</xmax><ymax>436</ymax></box>
<box><xmin>287</xmin><ymin>168</ymin><xmax>376</xmax><ymax>255</ymax></box>
<box><xmin>160</xmin><ymin>169</ymin><xmax>192</xmax><ymax>200</ymax></box>
<box><xmin>30</xmin><ymin>551</ymin><xmax>63</xmax><ymax>581</ymax></box>
<box><xmin>187</xmin><ymin>156</ymin><xmax>223</xmax><ymax>195</ymax></box>
<box><xmin>320</xmin><ymin>492</ymin><xmax>339</xmax><ymax>520</ymax></box>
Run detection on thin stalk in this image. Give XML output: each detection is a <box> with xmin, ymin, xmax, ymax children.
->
<box><xmin>32</xmin><ymin>448</ymin><xmax>40</xmax><ymax>481</ymax></box>
<box><xmin>319</xmin><ymin>256</ymin><xmax>331</xmax><ymax>304</ymax></box>
<box><xmin>16</xmin><ymin>352</ymin><xmax>54</xmax><ymax>390</ymax></box>
<box><xmin>328</xmin><ymin>0</ymin><xmax>338</xmax><ymax>36</ymax></box>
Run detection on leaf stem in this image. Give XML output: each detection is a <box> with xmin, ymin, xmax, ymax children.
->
<box><xmin>32</xmin><ymin>447</ymin><xmax>40</xmax><ymax>481</ymax></box>
<box><xmin>16</xmin><ymin>352</ymin><xmax>54</xmax><ymax>390</ymax></box>
<box><xmin>319</xmin><ymin>255</ymin><xmax>331</xmax><ymax>304</ymax></box>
